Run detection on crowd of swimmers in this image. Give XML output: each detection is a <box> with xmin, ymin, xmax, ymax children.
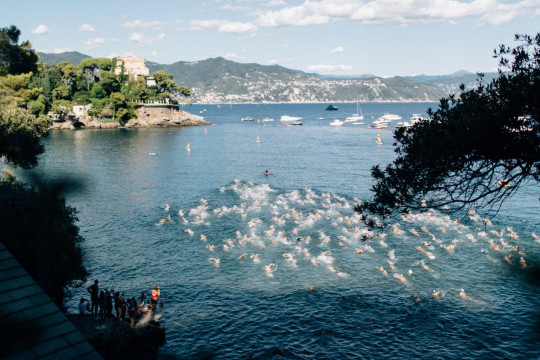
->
<box><xmin>79</xmin><ymin>280</ymin><xmax>162</xmax><ymax>328</ymax></box>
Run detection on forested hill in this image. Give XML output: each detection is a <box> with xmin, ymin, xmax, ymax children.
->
<box><xmin>38</xmin><ymin>52</ymin><xmax>451</xmax><ymax>103</ymax></box>
<box><xmin>37</xmin><ymin>51</ymin><xmax>90</xmax><ymax>65</ymax></box>
<box><xmin>146</xmin><ymin>57</ymin><xmax>446</xmax><ymax>103</ymax></box>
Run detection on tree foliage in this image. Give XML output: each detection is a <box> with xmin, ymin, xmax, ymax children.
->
<box><xmin>0</xmin><ymin>107</ymin><xmax>49</xmax><ymax>168</ymax></box>
<box><xmin>0</xmin><ymin>25</ymin><xmax>88</xmax><ymax>309</ymax></box>
<box><xmin>357</xmin><ymin>34</ymin><xmax>540</xmax><ymax>221</ymax></box>
<box><xmin>0</xmin><ymin>25</ymin><xmax>39</xmax><ymax>76</ymax></box>
<box><xmin>0</xmin><ymin>170</ymin><xmax>88</xmax><ymax>308</ymax></box>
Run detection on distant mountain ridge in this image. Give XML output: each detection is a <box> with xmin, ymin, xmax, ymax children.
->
<box><xmin>37</xmin><ymin>52</ymin><xmax>493</xmax><ymax>103</ymax></box>
<box><xmin>37</xmin><ymin>51</ymin><xmax>90</xmax><ymax>65</ymax></box>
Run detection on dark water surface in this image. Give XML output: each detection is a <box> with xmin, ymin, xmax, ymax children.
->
<box><xmin>21</xmin><ymin>103</ymin><xmax>540</xmax><ymax>359</ymax></box>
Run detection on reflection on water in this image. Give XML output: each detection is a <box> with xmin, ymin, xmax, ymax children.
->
<box><xmin>25</xmin><ymin>104</ymin><xmax>540</xmax><ymax>359</ymax></box>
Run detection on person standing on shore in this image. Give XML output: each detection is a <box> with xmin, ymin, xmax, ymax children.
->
<box><xmin>151</xmin><ymin>285</ymin><xmax>160</xmax><ymax>317</ymax></box>
<box><xmin>87</xmin><ymin>280</ymin><xmax>99</xmax><ymax>316</ymax></box>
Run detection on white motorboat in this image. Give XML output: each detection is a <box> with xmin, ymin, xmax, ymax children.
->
<box><xmin>280</xmin><ymin>115</ymin><xmax>303</xmax><ymax>122</ymax></box>
<box><xmin>330</xmin><ymin>119</ymin><xmax>345</xmax><ymax>126</ymax></box>
<box><xmin>379</xmin><ymin>113</ymin><xmax>401</xmax><ymax>122</ymax></box>
<box><xmin>261</xmin><ymin>118</ymin><xmax>274</xmax><ymax>122</ymax></box>
<box><xmin>399</xmin><ymin>114</ymin><xmax>429</xmax><ymax>128</ymax></box>
<box><xmin>241</xmin><ymin>117</ymin><xmax>254</xmax><ymax>121</ymax></box>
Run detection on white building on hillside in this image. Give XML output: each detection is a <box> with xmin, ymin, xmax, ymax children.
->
<box><xmin>114</xmin><ymin>54</ymin><xmax>150</xmax><ymax>81</ymax></box>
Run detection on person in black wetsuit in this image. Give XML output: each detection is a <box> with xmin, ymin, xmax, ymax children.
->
<box><xmin>87</xmin><ymin>280</ymin><xmax>99</xmax><ymax>316</ymax></box>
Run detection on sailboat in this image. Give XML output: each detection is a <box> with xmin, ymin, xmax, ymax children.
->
<box><xmin>345</xmin><ymin>101</ymin><xmax>364</xmax><ymax>123</ymax></box>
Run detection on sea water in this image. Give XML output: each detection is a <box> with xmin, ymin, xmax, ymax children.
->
<box><xmin>23</xmin><ymin>103</ymin><xmax>540</xmax><ymax>359</ymax></box>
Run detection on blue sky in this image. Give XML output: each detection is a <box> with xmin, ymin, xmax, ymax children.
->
<box><xmin>2</xmin><ymin>0</ymin><xmax>539</xmax><ymax>76</ymax></box>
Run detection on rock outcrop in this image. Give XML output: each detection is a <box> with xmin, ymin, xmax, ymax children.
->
<box><xmin>68</xmin><ymin>315</ymin><xmax>165</xmax><ymax>360</ymax></box>
<box><xmin>49</xmin><ymin>106</ymin><xmax>210</xmax><ymax>130</ymax></box>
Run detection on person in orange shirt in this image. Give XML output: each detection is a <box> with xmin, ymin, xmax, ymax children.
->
<box><xmin>151</xmin><ymin>285</ymin><xmax>160</xmax><ymax>317</ymax></box>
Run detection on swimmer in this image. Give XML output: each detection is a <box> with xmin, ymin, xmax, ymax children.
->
<box><xmin>432</xmin><ymin>289</ymin><xmax>441</xmax><ymax>298</ymax></box>
<box><xmin>459</xmin><ymin>289</ymin><xmax>468</xmax><ymax>299</ymax></box>
<box><xmin>466</xmin><ymin>234</ymin><xmax>477</xmax><ymax>242</ymax></box>
<box><xmin>410</xmin><ymin>229</ymin><xmax>420</xmax><ymax>237</ymax></box>
<box><xmin>533</xmin><ymin>233</ymin><xmax>540</xmax><ymax>241</ymax></box>
<box><xmin>408</xmin><ymin>269</ymin><xmax>413</xmax><ymax>276</ymax></box>
<box><xmin>421</xmin><ymin>226</ymin><xmax>430</xmax><ymax>233</ymax></box>
<box><xmin>178</xmin><ymin>209</ymin><xmax>184</xmax><ymax>216</ymax></box>
<box><xmin>206</xmin><ymin>244</ymin><xmax>215</xmax><ymax>252</ymax></box>
<box><xmin>200</xmin><ymin>234</ymin><xmax>207</xmax><ymax>242</ymax></box>
<box><xmin>520</xmin><ymin>257</ymin><xmax>526</xmax><ymax>267</ymax></box>
<box><xmin>379</xmin><ymin>240</ymin><xmax>388</xmax><ymax>248</ymax></box>
<box><xmin>504</xmin><ymin>256</ymin><xmax>512</xmax><ymax>264</ymax></box>
<box><xmin>393</xmin><ymin>273</ymin><xmax>409</xmax><ymax>285</ymax></box>
<box><xmin>159</xmin><ymin>219</ymin><xmax>165</xmax><ymax>225</ymax></box>
<box><xmin>165</xmin><ymin>204</ymin><xmax>170</xmax><ymax>211</ymax></box>
<box><xmin>250</xmin><ymin>254</ymin><xmax>260</xmax><ymax>263</ymax></box>
<box><xmin>378</xmin><ymin>266</ymin><xmax>388</xmax><ymax>277</ymax></box>
<box><xmin>355</xmin><ymin>248</ymin><xmax>363</xmax><ymax>254</ymax></box>
<box><xmin>389</xmin><ymin>262</ymin><xmax>396</xmax><ymax>271</ymax></box>
<box><xmin>363</xmin><ymin>245</ymin><xmax>375</xmax><ymax>253</ymax></box>
<box><xmin>441</xmin><ymin>227</ymin><xmax>447</xmax><ymax>233</ymax></box>
<box><xmin>185</xmin><ymin>229</ymin><xmax>194</xmax><ymax>236</ymax></box>
<box><xmin>265</xmin><ymin>169</ymin><xmax>269</xmax><ymax>176</ymax></box>
<box><xmin>388</xmin><ymin>250</ymin><xmax>396</xmax><ymax>261</ymax></box>
<box><xmin>238</xmin><ymin>253</ymin><xmax>247</xmax><ymax>260</ymax></box>
<box><xmin>306</xmin><ymin>284</ymin><xmax>314</xmax><ymax>292</ymax></box>
<box><xmin>264</xmin><ymin>263</ymin><xmax>277</xmax><ymax>277</ymax></box>
<box><xmin>421</xmin><ymin>263</ymin><xmax>434</xmax><ymax>272</ymax></box>
<box><xmin>413</xmin><ymin>295</ymin><xmax>421</xmax><ymax>302</ymax></box>
<box><xmin>208</xmin><ymin>258</ymin><xmax>220</xmax><ymax>267</ymax></box>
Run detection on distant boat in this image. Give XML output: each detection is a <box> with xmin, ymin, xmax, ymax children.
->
<box><xmin>261</xmin><ymin>118</ymin><xmax>274</xmax><ymax>122</ymax></box>
<box><xmin>345</xmin><ymin>101</ymin><xmax>364</xmax><ymax>122</ymax></box>
<box><xmin>149</xmin><ymin>152</ymin><xmax>157</xmax><ymax>156</ymax></box>
<box><xmin>329</xmin><ymin>119</ymin><xmax>344</xmax><ymax>126</ymax></box>
<box><xmin>241</xmin><ymin>117</ymin><xmax>254</xmax><ymax>121</ymax></box>
<box><xmin>326</xmin><ymin>105</ymin><xmax>339</xmax><ymax>111</ymax></box>
<box><xmin>399</xmin><ymin>113</ymin><xmax>430</xmax><ymax>128</ymax></box>
<box><xmin>280</xmin><ymin>115</ymin><xmax>303</xmax><ymax>122</ymax></box>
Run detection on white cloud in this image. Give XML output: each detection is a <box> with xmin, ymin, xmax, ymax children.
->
<box><xmin>266</xmin><ymin>0</ymin><xmax>287</xmax><ymax>7</ymax></box>
<box><xmin>223</xmin><ymin>52</ymin><xmax>245</xmax><ymax>61</ymax></box>
<box><xmin>84</xmin><ymin>37</ymin><xmax>105</xmax><ymax>48</ymax></box>
<box><xmin>32</xmin><ymin>24</ymin><xmax>51</xmax><ymax>35</ymax></box>
<box><xmin>79</xmin><ymin>24</ymin><xmax>96</xmax><ymax>32</ymax></box>
<box><xmin>255</xmin><ymin>0</ymin><xmax>539</xmax><ymax>27</ymax></box>
<box><xmin>268</xmin><ymin>59</ymin><xmax>279</xmax><ymax>64</ymax></box>
<box><xmin>122</xmin><ymin>20</ymin><xmax>166</xmax><ymax>29</ymax></box>
<box><xmin>129</xmin><ymin>32</ymin><xmax>166</xmax><ymax>44</ymax></box>
<box><xmin>307</xmin><ymin>64</ymin><xmax>354</xmax><ymax>73</ymax></box>
<box><xmin>190</xmin><ymin>20</ymin><xmax>258</xmax><ymax>33</ymax></box>
<box><xmin>331</xmin><ymin>46</ymin><xmax>344</xmax><ymax>53</ymax></box>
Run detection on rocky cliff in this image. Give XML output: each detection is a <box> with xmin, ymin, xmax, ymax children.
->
<box><xmin>49</xmin><ymin>106</ymin><xmax>210</xmax><ymax>130</ymax></box>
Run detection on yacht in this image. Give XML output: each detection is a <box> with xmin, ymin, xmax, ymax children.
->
<box><xmin>280</xmin><ymin>115</ymin><xmax>303</xmax><ymax>122</ymax></box>
<box><xmin>379</xmin><ymin>113</ymin><xmax>401</xmax><ymax>122</ymax></box>
<box><xmin>399</xmin><ymin>114</ymin><xmax>429</xmax><ymax>128</ymax></box>
<box><xmin>330</xmin><ymin>119</ymin><xmax>345</xmax><ymax>126</ymax></box>
<box><xmin>344</xmin><ymin>101</ymin><xmax>364</xmax><ymax>123</ymax></box>
<box><xmin>326</xmin><ymin>105</ymin><xmax>339</xmax><ymax>111</ymax></box>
